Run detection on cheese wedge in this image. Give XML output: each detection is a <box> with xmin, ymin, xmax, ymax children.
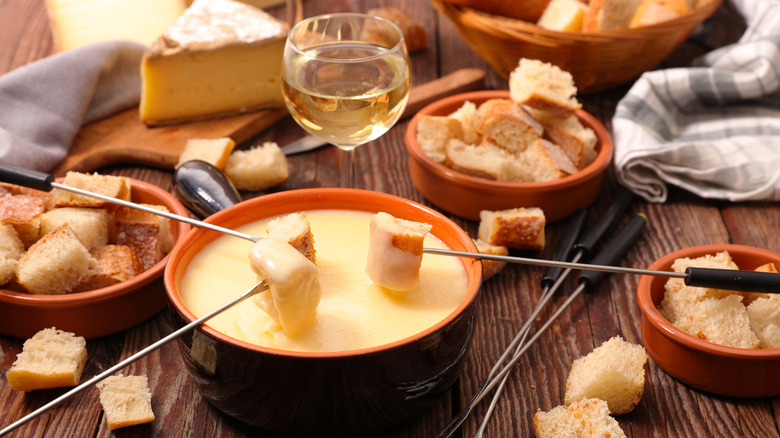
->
<box><xmin>140</xmin><ymin>0</ymin><xmax>289</xmax><ymax>126</ymax></box>
<box><xmin>45</xmin><ymin>0</ymin><xmax>186</xmax><ymax>52</ymax></box>
<box><xmin>249</xmin><ymin>238</ymin><xmax>322</xmax><ymax>337</ymax></box>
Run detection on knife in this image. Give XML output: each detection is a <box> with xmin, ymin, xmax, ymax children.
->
<box><xmin>281</xmin><ymin>68</ymin><xmax>486</xmax><ymax>156</ymax></box>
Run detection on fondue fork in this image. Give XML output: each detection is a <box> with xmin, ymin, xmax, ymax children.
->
<box><xmin>0</xmin><ymin>281</ymin><xmax>269</xmax><ymax>437</ymax></box>
<box><xmin>3</xmin><ymin>164</ymin><xmax>780</xmax><ymax>295</ymax></box>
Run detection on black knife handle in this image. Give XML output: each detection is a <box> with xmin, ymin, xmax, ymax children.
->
<box><xmin>541</xmin><ymin>209</ymin><xmax>588</xmax><ymax>289</ymax></box>
<box><xmin>578</xmin><ymin>213</ymin><xmax>647</xmax><ymax>291</ymax></box>
<box><xmin>573</xmin><ymin>188</ymin><xmax>635</xmax><ymax>260</ymax></box>
<box><xmin>686</xmin><ymin>267</ymin><xmax>780</xmax><ymax>294</ymax></box>
<box><xmin>0</xmin><ymin>163</ymin><xmax>54</xmax><ymax>192</ymax></box>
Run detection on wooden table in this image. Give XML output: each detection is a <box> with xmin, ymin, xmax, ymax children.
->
<box><xmin>2</xmin><ymin>1</ymin><xmax>779</xmax><ymax>437</ymax></box>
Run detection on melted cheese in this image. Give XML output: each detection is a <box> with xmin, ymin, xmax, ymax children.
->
<box><xmin>180</xmin><ymin>210</ymin><xmax>468</xmax><ymax>353</ymax></box>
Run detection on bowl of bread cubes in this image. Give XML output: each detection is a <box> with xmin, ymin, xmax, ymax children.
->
<box><xmin>638</xmin><ymin>244</ymin><xmax>780</xmax><ymax>398</ymax></box>
<box><xmin>163</xmin><ymin>188</ymin><xmax>482</xmax><ymax>436</ymax></box>
<box><xmin>432</xmin><ymin>0</ymin><xmax>723</xmax><ymax>93</ymax></box>
<box><xmin>0</xmin><ymin>172</ymin><xmax>190</xmax><ymax>340</ymax></box>
<box><xmin>406</xmin><ymin>58</ymin><xmax>612</xmax><ymax>222</ymax></box>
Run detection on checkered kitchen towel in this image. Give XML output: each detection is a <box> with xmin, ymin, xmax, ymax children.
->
<box><xmin>613</xmin><ymin>0</ymin><xmax>780</xmax><ymax>203</ymax></box>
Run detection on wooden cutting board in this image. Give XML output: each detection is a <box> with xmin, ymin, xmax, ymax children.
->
<box><xmin>51</xmin><ymin>68</ymin><xmax>486</xmax><ymax>177</ymax></box>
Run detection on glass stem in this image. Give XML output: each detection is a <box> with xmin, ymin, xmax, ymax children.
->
<box><xmin>339</xmin><ymin>148</ymin><xmax>356</xmax><ymax>188</ymax></box>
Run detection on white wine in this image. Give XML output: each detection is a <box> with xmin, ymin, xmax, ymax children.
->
<box><xmin>282</xmin><ymin>43</ymin><xmax>411</xmax><ymax>149</ymax></box>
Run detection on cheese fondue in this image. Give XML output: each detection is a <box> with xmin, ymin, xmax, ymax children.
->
<box><xmin>180</xmin><ymin>210</ymin><xmax>469</xmax><ymax>352</ymax></box>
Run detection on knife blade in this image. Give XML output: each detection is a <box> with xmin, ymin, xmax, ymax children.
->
<box><xmin>281</xmin><ymin>68</ymin><xmax>486</xmax><ymax>156</ymax></box>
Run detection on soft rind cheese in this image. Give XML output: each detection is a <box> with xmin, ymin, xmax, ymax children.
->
<box><xmin>140</xmin><ymin>0</ymin><xmax>289</xmax><ymax>125</ymax></box>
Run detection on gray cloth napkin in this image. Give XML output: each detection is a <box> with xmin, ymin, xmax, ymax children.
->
<box><xmin>0</xmin><ymin>40</ymin><xmax>146</xmax><ymax>173</ymax></box>
<box><xmin>613</xmin><ymin>0</ymin><xmax>780</xmax><ymax>203</ymax></box>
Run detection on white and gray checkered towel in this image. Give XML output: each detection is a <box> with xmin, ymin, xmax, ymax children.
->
<box><xmin>613</xmin><ymin>0</ymin><xmax>780</xmax><ymax>203</ymax></box>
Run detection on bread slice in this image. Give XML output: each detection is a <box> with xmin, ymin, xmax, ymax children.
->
<box><xmin>0</xmin><ymin>223</ymin><xmax>25</xmax><ymax>286</ymax></box>
<box><xmin>0</xmin><ymin>194</ymin><xmax>46</xmax><ymax>247</ymax></box>
<box><xmin>509</xmin><ymin>58</ymin><xmax>581</xmax><ymax>118</ymax></box>
<box><xmin>533</xmin><ymin>398</ymin><xmax>626</xmax><ymax>438</ymax></box>
<box><xmin>111</xmin><ymin>206</ymin><xmax>168</xmax><ymax>271</ymax></box>
<box><xmin>629</xmin><ymin>0</ymin><xmax>691</xmax><ymax>28</ymax></box>
<box><xmin>96</xmin><ymin>375</ymin><xmax>155</xmax><ymax>430</ymax></box>
<box><xmin>537</xmin><ymin>0</ymin><xmax>589</xmax><ymax>32</ymax></box>
<box><xmin>416</xmin><ymin>114</ymin><xmax>465</xmax><ymax>163</ymax></box>
<box><xmin>478</xmin><ymin>207</ymin><xmax>546</xmax><ymax>250</ymax></box>
<box><xmin>478</xmin><ymin>100</ymin><xmax>543</xmax><ymax>154</ymax></box>
<box><xmin>40</xmin><ymin>207</ymin><xmax>109</xmax><ymax>250</ymax></box>
<box><xmin>473</xmin><ymin>238</ymin><xmax>508</xmax><ymax>281</ymax></box>
<box><xmin>267</xmin><ymin>212</ymin><xmax>316</xmax><ymax>263</ymax></box>
<box><xmin>224</xmin><ymin>142</ymin><xmax>289</xmax><ymax>191</ymax></box>
<box><xmin>73</xmin><ymin>245</ymin><xmax>144</xmax><ymax>292</ymax></box>
<box><xmin>176</xmin><ymin>137</ymin><xmax>236</xmax><ymax>170</ymax></box>
<box><xmin>51</xmin><ymin>172</ymin><xmax>131</xmax><ymax>208</ymax></box>
<box><xmin>6</xmin><ymin>327</ymin><xmax>87</xmax><ymax>392</ymax></box>
<box><xmin>583</xmin><ymin>0</ymin><xmax>643</xmax><ymax>32</ymax></box>
<box><xmin>365</xmin><ymin>212</ymin><xmax>432</xmax><ymax>292</ymax></box>
<box><xmin>564</xmin><ymin>336</ymin><xmax>648</xmax><ymax>414</ymax></box>
<box><xmin>747</xmin><ymin>294</ymin><xmax>780</xmax><ymax>349</ymax></box>
<box><xmin>16</xmin><ymin>223</ymin><xmax>98</xmax><ymax>295</ymax></box>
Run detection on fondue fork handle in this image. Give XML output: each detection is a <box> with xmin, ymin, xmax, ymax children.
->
<box><xmin>0</xmin><ymin>163</ymin><xmax>261</xmax><ymax>243</ymax></box>
<box><xmin>0</xmin><ymin>281</ymin><xmax>269</xmax><ymax>437</ymax></box>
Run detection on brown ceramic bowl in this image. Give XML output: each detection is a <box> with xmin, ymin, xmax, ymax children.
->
<box><xmin>405</xmin><ymin>90</ymin><xmax>613</xmax><ymax>222</ymax></box>
<box><xmin>0</xmin><ymin>178</ymin><xmax>190</xmax><ymax>340</ymax></box>
<box><xmin>637</xmin><ymin>244</ymin><xmax>780</xmax><ymax>398</ymax></box>
<box><xmin>164</xmin><ymin>188</ymin><xmax>482</xmax><ymax>436</ymax></box>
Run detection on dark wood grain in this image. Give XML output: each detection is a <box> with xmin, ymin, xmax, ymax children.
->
<box><xmin>2</xmin><ymin>0</ymin><xmax>777</xmax><ymax>437</ymax></box>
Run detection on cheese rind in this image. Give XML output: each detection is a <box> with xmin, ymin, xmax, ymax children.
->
<box><xmin>140</xmin><ymin>0</ymin><xmax>289</xmax><ymax>126</ymax></box>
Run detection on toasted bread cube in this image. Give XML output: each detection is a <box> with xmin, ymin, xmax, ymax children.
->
<box><xmin>478</xmin><ymin>207</ymin><xmax>546</xmax><ymax>250</ymax></box>
<box><xmin>176</xmin><ymin>137</ymin><xmax>236</xmax><ymax>170</ymax></box>
<box><xmin>478</xmin><ymin>99</ymin><xmax>542</xmax><ymax>154</ymax></box>
<box><xmin>51</xmin><ymin>172</ymin><xmax>131</xmax><ymax>208</ymax></box>
<box><xmin>521</xmin><ymin>139</ymin><xmax>577</xmax><ymax>182</ymax></box>
<box><xmin>141</xmin><ymin>204</ymin><xmax>174</xmax><ymax>254</ymax></box>
<box><xmin>564</xmin><ymin>336</ymin><xmax>648</xmax><ymax>415</ymax></box>
<box><xmin>533</xmin><ymin>398</ymin><xmax>626</xmax><ymax>438</ymax></box>
<box><xmin>0</xmin><ymin>223</ymin><xmax>24</xmax><ymax>285</ymax></box>
<box><xmin>365</xmin><ymin>212</ymin><xmax>432</xmax><ymax>292</ymax></box>
<box><xmin>224</xmin><ymin>142</ymin><xmax>288</xmax><ymax>191</ymax></box>
<box><xmin>473</xmin><ymin>239</ymin><xmax>508</xmax><ymax>281</ymax></box>
<box><xmin>444</xmin><ymin>139</ymin><xmax>520</xmax><ymax>181</ymax></box>
<box><xmin>0</xmin><ymin>194</ymin><xmax>45</xmax><ymax>247</ymax></box>
<box><xmin>40</xmin><ymin>207</ymin><xmax>109</xmax><ymax>249</ymax></box>
<box><xmin>509</xmin><ymin>58</ymin><xmax>581</xmax><ymax>118</ymax></box>
<box><xmin>267</xmin><ymin>212</ymin><xmax>316</xmax><ymax>263</ymax></box>
<box><xmin>416</xmin><ymin>114</ymin><xmax>464</xmax><ymax>163</ymax></box>
<box><xmin>73</xmin><ymin>245</ymin><xmax>144</xmax><ymax>292</ymax></box>
<box><xmin>16</xmin><ymin>223</ymin><xmax>97</xmax><ymax>295</ymax></box>
<box><xmin>97</xmin><ymin>375</ymin><xmax>155</xmax><ymax>430</ymax></box>
<box><xmin>111</xmin><ymin>207</ymin><xmax>166</xmax><ymax>271</ymax></box>
<box><xmin>526</xmin><ymin>107</ymin><xmax>597</xmax><ymax>170</ymax></box>
<box><xmin>6</xmin><ymin>327</ymin><xmax>87</xmax><ymax>392</ymax></box>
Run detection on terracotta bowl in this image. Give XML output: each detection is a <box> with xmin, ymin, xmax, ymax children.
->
<box><xmin>637</xmin><ymin>244</ymin><xmax>780</xmax><ymax>398</ymax></box>
<box><xmin>0</xmin><ymin>178</ymin><xmax>190</xmax><ymax>340</ymax></box>
<box><xmin>164</xmin><ymin>188</ymin><xmax>482</xmax><ymax>436</ymax></box>
<box><xmin>405</xmin><ymin>90</ymin><xmax>612</xmax><ymax>222</ymax></box>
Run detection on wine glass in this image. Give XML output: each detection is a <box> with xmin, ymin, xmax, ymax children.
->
<box><xmin>281</xmin><ymin>13</ymin><xmax>411</xmax><ymax>187</ymax></box>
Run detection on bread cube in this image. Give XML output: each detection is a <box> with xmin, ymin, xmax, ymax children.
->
<box><xmin>564</xmin><ymin>336</ymin><xmax>648</xmax><ymax>414</ymax></box>
<box><xmin>51</xmin><ymin>172</ymin><xmax>131</xmax><ymax>208</ymax></box>
<box><xmin>0</xmin><ymin>223</ymin><xmax>24</xmax><ymax>285</ymax></box>
<box><xmin>365</xmin><ymin>212</ymin><xmax>432</xmax><ymax>292</ymax></box>
<box><xmin>444</xmin><ymin>139</ymin><xmax>516</xmax><ymax>181</ymax></box>
<box><xmin>478</xmin><ymin>207</ymin><xmax>546</xmax><ymax>250</ymax></box>
<box><xmin>509</xmin><ymin>58</ymin><xmax>581</xmax><ymax>117</ymax></box>
<box><xmin>521</xmin><ymin>139</ymin><xmax>577</xmax><ymax>182</ymax></box>
<box><xmin>267</xmin><ymin>212</ymin><xmax>316</xmax><ymax>263</ymax></box>
<box><xmin>533</xmin><ymin>398</ymin><xmax>626</xmax><ymax>438</ymax></box>
<box><xmin>111</xmin><ymin>206</ymin><xmax>169</xmax><ymax>271</ymax></box>
<box><xmin>526</xmin><ymin>107</ymin><xmax>597</xmax><ymax>170</ymax></box>
<box><xmin>224</xmin><ymin>142</ymin><xmax>288</xmax><ymax>191</ymax></box>
<box><xmin>6</xmin><ymin>327</ymin><xmax>87</xmax><ymax>392</ymax></box>
<box><xmin>73</xmin><ymin>245</ymin><xmax>144</xmax><ymax>292</ymax></box>
<box><xmin>0</xmin><ymin>194</ymin><xmax>45</xmax><ymax>247</ymax></box>
<box><xmin>40</xmin><ymin>207</ymin><xmax>109</xmax><ymax>249</ymax></box>
<box><xmin>449</xmin><ymin>100</ymin><xmax>481</xmax><ymax>144</ymax></box>
<box><xmin>176</xmin><ymin>137</ymin><xmax>236</xmax><ymax>170</ymax></box>
<box><xmin>473</xmin><ymin>238</ymin><xmax>508</xmax><ymax>281</ymax></box>
<box><xmin>478</xmin><ymin>100</ymin><xmax>542</xmax><ymax>154</ymax></box>
<box><xmin>97</xmin><ymin>375</ymin><xmax>155</xmax><ymax>430</ymax></box>
<box><xmin>416</xmin><ymin>114</ymin><xmax>464</xmax><ymax>163</ymax></box>
<box><xmin>675</xmin><ymin>295</ymin><xmax>760</xmax><ymax>349</ymax></box>
<box><xmin>747</xmin><ymin>294</ymin><xmax>780</xmax><ymax>349</ymax></box>
<box><xmin>16</xmin><ymin>223</ymin><xmax>97</xmax><ymax>295</ymax></box>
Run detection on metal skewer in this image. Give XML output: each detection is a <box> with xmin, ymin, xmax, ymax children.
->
<box><xmin>0</xmin><ymin>281</ymin><xmax>268</xmax><ymax>437</ymax></box>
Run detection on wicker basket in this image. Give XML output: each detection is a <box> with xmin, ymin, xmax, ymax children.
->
<box><xmin>433</xmin><ymin>0</ymin><xmax>723</xmax><ymax>93</ymax></box>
